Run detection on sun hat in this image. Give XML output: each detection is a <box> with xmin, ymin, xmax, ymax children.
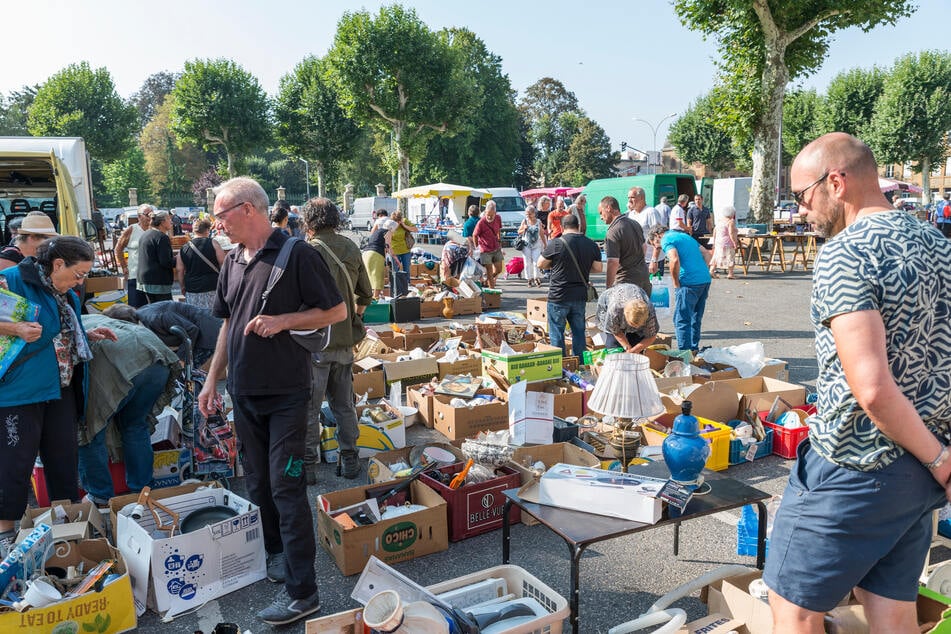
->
<box><xmin>18</xmin><ymin>213</ymin><xmax>59</xmax><ymax>236</ymax></box>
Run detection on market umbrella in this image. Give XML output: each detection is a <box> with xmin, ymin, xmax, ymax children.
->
<box><xmin>392</xmin><ymin>182</ymin><xmax>491</xmax><ymax>199</ymax></box>
<box><xmin>878</xmin><ymin>177</ymin><xmax>923</xmax><ymax>194</ymax></box>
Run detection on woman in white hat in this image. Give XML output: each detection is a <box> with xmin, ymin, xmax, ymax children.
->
<box><xmin>0</xmin><ymin>212</ymin><xmax>58</xmax><ymax>270</ymax></box>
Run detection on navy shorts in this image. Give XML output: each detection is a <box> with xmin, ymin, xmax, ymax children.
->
<box><xmin>764</xmin><ymin>439</ymin><xmax>946</xmax><ymax>611</ymax></box>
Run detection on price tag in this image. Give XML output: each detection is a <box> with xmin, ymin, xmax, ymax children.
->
<box><xmin>659</xmin><ymin>480</ymin><xmax>694</xmax><ymax>510</ymax></box>
<box><xmin>745</xmin><ymin>444</ymin><xmax>759</xmax><ymax>462</ymax></box>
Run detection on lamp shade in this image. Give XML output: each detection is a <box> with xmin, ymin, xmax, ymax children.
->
<box><xmin>587</xmin><ymin>353</ymin><xmax>665</xmax><ymax>419</ymax></box>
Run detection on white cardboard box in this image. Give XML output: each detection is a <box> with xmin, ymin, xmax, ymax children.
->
<box><xmin>117</xmin><ymin>487</ymin><xmax>265</xmax><ymax>619</ymax></box>
<box><xmin>508</xmin><ymin>380</ymin><xmax>554</xmax><ymax>446</ymax></box>
<box><xmin>534</xmin><ymin>463</ymin><xmax>665</xmax><ymax>523</ymax></box>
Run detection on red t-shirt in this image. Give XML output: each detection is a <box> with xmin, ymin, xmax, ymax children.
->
<box><xmin>474</xmin><ymin>215</ymin><xmax>502</xmax><ymax>253</ymax></box>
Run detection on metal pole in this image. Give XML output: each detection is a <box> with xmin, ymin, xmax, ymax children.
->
<box><xmin>299</xmin><ymin>158</ymin><xmax>310</xmax><ymax>200</ymax></box>
<box><xmin>634</xmin><ymin>114</ymin><xmax>678</xmax><ymax>175</ymax></box>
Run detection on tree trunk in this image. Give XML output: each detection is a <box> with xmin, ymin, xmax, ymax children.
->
<box><xmin>225</xmin><ymin>145</ymin><xmax>234</xmax><ymax>179</ymax></box>
<box><xmin>394</xmin><ymin>122</ymin><xmax>409</xmax><ymax>215</ymax></box>
<box><xmin>748</xmin><ymin>46</ymin><xmax>789</xmax><ymax>224</ymax></box>
<box><xmin>921</xmin><ymin>157</ymin><xmax>932</xmax><ymax>206</ymax></box>
<box><xmin>316</xmin><ymin>161</ymin><xmax>325</xmax><ymax>199</ymax></box>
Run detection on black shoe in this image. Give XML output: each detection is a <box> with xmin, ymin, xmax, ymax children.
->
<box><xmin>305</xmin><ymin>468</ymin><xmax>318</xmax><ymax>486</ymax></box>
<box><xmin>266</xmin><ymin>552</ymin><xmax>285</xmax><ymax>583</ymax></box>
<box><xmin>257</xmin><ymin>588</ymin><xmax>320</xmax><ymax>625</ymax></box>
<box><xmin>339</xmin><ymin>453</ymin><xmax>361</xmax><ymax>479</ymax></box>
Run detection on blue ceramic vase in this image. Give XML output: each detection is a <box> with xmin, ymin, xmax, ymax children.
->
<box><xmin>662</xmin><ymin>401</ymin><xmax>710</xmax><ymax>484</ymax></box>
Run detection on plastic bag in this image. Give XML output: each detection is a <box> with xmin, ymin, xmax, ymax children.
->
<box><xmin>698</xmin><ymin>341</ymin><xmax>766</xmax><ymax>378</ymax></box>
<box><xmin>649</xmin><ymin>273</ymin><xmax>673</xmax><ymax>317</ymax></box>
<box><xmin>461</xmin><ymin>256</ymin><xmax>485</xmax><ymax>281</ymax></box>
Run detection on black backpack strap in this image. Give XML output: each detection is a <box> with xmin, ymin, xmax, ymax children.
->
<box><xmin>259</xmin><ymin>237</ymin><xmax>300</xmax><ymax>313</ymax></box>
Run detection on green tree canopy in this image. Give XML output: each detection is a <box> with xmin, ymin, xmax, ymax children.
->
<box><xmin>555</xmin><ymin>115</ymin><xmax>616</xmax><ymax>184</ymax></box>
<box><xmin>674</xmin><ymin>0</ymin><xmax>916</xmax><ymax>222</ymax></box>
<box><xmin>0</xmin><ymin>86</ymin><xmax>39</xmax><ymax>136</ymax></box>
<box><xmin>326</xmin><ymin>4</ymin><xmax>477</xmax><ymax>207</ymax></box>
<box><xmin>170</xmin><ymin>58</ymin><xmax>271</xmax><ymax>178</ymax></box>
<box><xmin>28</xmin><ymin>62</ymin><xmax>137</xmax><ymax>162</ymax></box>
<box><xmin>275</xmin><ymin>56</ymin><xmax>360</xmax><ymax>198</ymax></box>
<box><xmin>519</xmin><ymin>78</ymin><xmax>583</xmax><ymax>186</ymax></box>
<box><xmin>140</xmin><ymin>96</ymin><xmax>207</xmax><ymax>206</ymax></box>
<box><xmin>820</xmin><ymin>67</ymin><xmax>885</xmax><ymax>137</ymax></box>
<box><xmin>867</xmin><ymin>50</ymin><xmax>951</xmax><ymax>204</ymax></box>
<box><xmin>415</xmin><ymin>28</ymin><xmax>523</xmax><ymax>187</ymax></box>
<box><xmin>782</xmin><ymin>89</ymin><xmax>827</xmax><ymax>162</ymax></box>
<box><xmin>669</xmin><ymin>94</ymin><xmax>736</xmax><ymax>174</ymax></box>
<box><xmin>131</xmin><ymin>71</ymin><xmax>180</xmax><ymax>130</ymax></box>
<box><xmin>101</xmin><ymin>146</ymin><xmax>151</xmax><ymax>207</ymax></box>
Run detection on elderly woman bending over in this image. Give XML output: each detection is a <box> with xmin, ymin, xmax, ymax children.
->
<box><xmin>596</xmin><ymin>283</ymin><xmax>659</xmax><ymax>354</ymax></box>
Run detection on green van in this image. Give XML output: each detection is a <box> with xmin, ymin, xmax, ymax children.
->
<box><xmin>583</xmin><ymin>174</ymin><xmax>701</xmax><ymax>241</ymax></box>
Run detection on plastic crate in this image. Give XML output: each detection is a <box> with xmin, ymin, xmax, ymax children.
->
<box><xmin>305</xmin><ymin>564</ymin><xmax>568</xmax><ymax>633</ymax></box>
<box><xmin>727</xmin><ymin>428</ymin><xmax>774</xmax><ymax>465</ymax></box>
<box><xmin>759</xmin><ymin>405</ymin><xmax>815</xmax><ymax>459</ymax></box>
<box><xmin>391</xmin><ymin>296</ymin><xmax>421</xmax><ymax>322</ymax></box>
<box><xmin>736</xmin><ymin>504</ymin><xmax>769</xmax><ymax>557</ymax></box>
<box><xmin>362</xmin><ymin>301</ymin><xmax>391</xmax><ymax>324</ymax></box>
<box><xmin>420</xmin><ymin>464</ymin><xmax>521</xmax><ymax>541</ymax></box>
<box><xmin>641</xmin><ymin>416</ymin><xmax>732</xmax><ymax>472</ymax></box>
<box><xmin>32</xmin><ymin>460</ymin><xmax>128</xmax><ymax>506</ymax></box>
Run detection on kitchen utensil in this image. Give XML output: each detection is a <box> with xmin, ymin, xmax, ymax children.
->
<box><xmin>450</xmin><ymin>459</ymin><xmax>474</xmax><ymax>490</ymax></box>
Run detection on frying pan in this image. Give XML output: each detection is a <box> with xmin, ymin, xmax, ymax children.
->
<box><xmin>181</xmin><ymin>505</ymin><xmax>239</xmax><ymax>533</ymax></box>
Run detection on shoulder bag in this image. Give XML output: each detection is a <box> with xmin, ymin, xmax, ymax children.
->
<box><xmin>259</xmin><ymin>237</ymin><xmax>331</xmax><ymax>352</ymax></box>
<box><xmin>182</xmin><ymin>240</ymin><xmax>220</xmax><ymax>274</ymax></box>
<box><xmin>560</xmin><ymin>237</ymin><xmax>598</xmax><ymax>302</ymax></box>
<box><xmin>312</xmin><ymin>237</ymin><xmax>366</xmax><ymax>344</ymax></box>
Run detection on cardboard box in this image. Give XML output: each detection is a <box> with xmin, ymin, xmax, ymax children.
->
<box><xmin>703</xmin><ymin>570</ymin><xmax>774</xmax><ymax>634</ymax></box>
<box><xmin>377</xmin><ymin>353</ymin><xmax>439</xmax><ymax>388</ymax></box>
<box><xmin>420</xmin><ymin>464</ymin><xmax>521</xmax><ymax>541</ymax></box>
<box><xmin>482</xmin><ymin>292</ymin><xmax>501</xmax><ymax>310</ymax></box>
<box><xmin>676</xmin><ymin>614</ymin><xmax>748</xmax><ymax>634</ymax></box>
<box><xmin>406</xmin><ymin>383</ymin><xmax>436</xmax><ymax>428</ymax></box>
<box><xmin>509</xmin><ymin>442</ymin><xmax>600</xmax><ymax>527</ymax></box>
<box><xmin>0</xmin><ymin>539</ymin><xmax>137</xmax><ymax>633</ymax></box>
<box><xmin>691</xmin><ymin>361</ymin><xmax>741</xmax><ymax>383</ymax></box>
<box><xmin>353</xmin><ymin>367</ymin><xmax>386</xmax><ymax>399</ymax></box>
<box><xmin>19</xmin><ymin>499</ymin><xmax>106</xmax><ymax>543</ymax></box>
<box><xmin>316</xmin><ymin>480</ymin><xmax>449</xmax><ymax>576</ymax></box>
<box><xmin>513</xmin><ymin>379</ymin><xmax>584</xmax><ymax>420</ymax></box>
<box><xmin>508</xmin><ymin>380</ymin><xmax>554</xmax><ymax>446</ymax></box>
<box><xmin>526</xmin><ymin>298</ymin><xmax>548</xmax><ymax>331</ymax></box>
<box><xmin>757</xmin><ymin>358</ymin><xmax>789</xmax><ymax>382</ymax></box>
<box><xmin>717</xmin><ymin>376</ymin><xmax>806</xmax><ymax>418</ymax></box>
<box><xmin>432</xmin><ymin>391</ymin><xmax>509</xmax><ymax>440</ymax></box>
<box><xmin>401</xmin><ymin>326</ymin><xmax>441</xmax><ymax>351</ymax></box>
<box><xmin>420</xmin><ymin>300</ymin><xmax>444</xmax><ymax>319</ymax></box>
<box><xmin>117</xmin><ymin>487</ymin><xmax>265</xmax><ymax>618</ymax></box>
<box><xmin>321</xmin><ymin>403</ymin><xmax>407</xmax><ymax>462</ymax></box>
<box><xmin>526</xmin><ymin>463</ymin><xmax>665</xmax><ymax>523</ymax></box>
<box><xmin>108</xmin><ymin>481</ymin><xmax>220</xmax><ymax>542</ymax></box>
<box><xmin>83</xmin><ymin>275</ymin><xmax>125</xmax><ymax>294</ymax></box>
<box><xmin>366</xmin><ymin>444</ymin><xmax>465</xmax><ymax>484</ymax></box>
<box><xmin>481</xmin><ymin>342</ymin><xmax>563</xmax><ymax>384</ymax></box>
<box><xmin>436</xmin><ymin>355</ymin><xmax>482</xmax><ymax>380</ymax></box>
<box><xmin>452</xmin><ymin>295</ymin><xmax>482</xmax><ymax>316</ymax></box>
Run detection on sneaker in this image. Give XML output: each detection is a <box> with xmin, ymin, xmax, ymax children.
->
<box><xmin>266</xmin><ymin>552</ymin><xmax>286</xmax><ymax>583</ymax></box>
<box><xmin>339</xmin><ymin>453</ymin><xmax>361</xmax><ymax>480</ymax></box>
<box><xmin>257</xmin><ymin>588</ymin><xmax>320</xmax><ymax>625</ymax></box>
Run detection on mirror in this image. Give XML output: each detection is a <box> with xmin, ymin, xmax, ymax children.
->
<box><xmin>82</xmin><ymin>219</ymin><xmax>99</xmax><ymax>240</ymax></box>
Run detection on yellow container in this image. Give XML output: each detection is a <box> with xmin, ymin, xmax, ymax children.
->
<box><xmin>640</xmin><ymin>416</ymin><xmax>732</xmax><ymax>472</ymax></box>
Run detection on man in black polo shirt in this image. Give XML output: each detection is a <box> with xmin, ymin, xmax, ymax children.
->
<box><xmin>197</xmin><ymin>177</ymin><xmax>346</xmax><ymax>626</ymax></box>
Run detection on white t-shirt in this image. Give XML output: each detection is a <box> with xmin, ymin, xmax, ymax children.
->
<box><xmin>629</xmin><ymin>207</ymin><xmax>664</xmax><ymax>263</ymax></box>
<box><xmin>669</xmin><ymin>205</ymin><xmax>687</xmax><ymax>230</ymax></box>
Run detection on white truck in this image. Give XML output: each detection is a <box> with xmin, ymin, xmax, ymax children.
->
<box><xmin>711</xmin><ymin>177</ymin><xmax>752</xmax><ymax>221</ymax></box>
<box><xmin>350</xmin><ymin>196</ymin><xmax>398</xmax><ymax>231</ymax></box>
<box><xmin>484</xmin><ymin>187</ymin><xmax>526</xmax><ymax>231</ymax></box>
<box><xmin>0</xmin><ymin>136</ymin><xmax>95</xmax><ymax>242</ymax></box>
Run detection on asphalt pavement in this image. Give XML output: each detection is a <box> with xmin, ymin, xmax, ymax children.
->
<box><xmin>130</xmin><ymin>241</ymin><xmax>901</xmax><ymax>633</ymax></box>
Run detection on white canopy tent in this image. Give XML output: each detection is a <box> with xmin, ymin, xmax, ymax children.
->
<box><xmin>392</xmin><ymin>182</ymin><xmax>491</xmax><ymax>226</ymax></box>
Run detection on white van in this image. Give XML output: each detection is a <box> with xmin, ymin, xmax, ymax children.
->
<box><xmin>350</xmin><ymin>196</ymin><xmax>397</xmax><ymax>231</ymax></box>
<box><xmin>485</xmin><ymin>187</ymin><xmax>526</xmax><ymax>230</ymax></box>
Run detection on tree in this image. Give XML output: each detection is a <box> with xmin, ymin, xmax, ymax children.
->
<box><xmin>675</xmin><ymin>0</ymin><xmax>916</xmax><ymax>222</ymax></box>
<box><xmin>170</xmin><ymin>58</ymin><xmax>271</xmax><ymax>178</ymax></box>
<box><xmin>191</xmin><ymin>168</ymin><xmax>223</xmax><ymax>207</ymax></box>
<box><xmin>782</xmin><ymin>89</ymin><xmax>827</xmax><ymax>162</ymax></box>
<box><xmin>27</xmin><ymin>62</ymin><xmax>137</xmax><ymax>161</ymax></box>
<box><xmin>275</xmin><ymin>56</ymin><xmax>360</xmax><ymax>197</ymax></box>
<box><xmin>415</xmin><ymin>28</ymin><xmax>522</xmax><ymax>186</ymax></box>
<box><xmin>333</xmin><ymin>127</ymin><xmax>391</xmax><ymax>198</ymax></box>
<box><xmin>669</xmin><ymin>94</ymin><xmax>736</xmax><ymax>174</ymax></box>
<box><xmin>867</xmin><ymin>51</ymin><xmax>951</xmax><ymax>205</ymax></box>
<box><xmin>555</xmin><ymin>116</ymin><xmax>617</xmax><ymax>184</ymax></box>
<box><xmin>519</xmin><ymin>78</ymin><xmax>582</xmax><ymax>186</ymax></box>
<box><xmin>0</xmin><ymin>86</ymin><xmax>39</xmax><ymax>136</ymax></box>
<box><xmin>140</xmin><ymin>96</ymin><xmax>207</xmax><ymax>205</ymax></box>
<box><xmin>325</xmin><ymin>4</ymin><xmax>476</xmax><ymax>208</ymax></box>
<box><xmin>820</xmin><ymin>67</ymin><xmax>885</xmax><ymax>137</ymax></box>
<box><xmin>131</xmin><ymin>71</ymin><xmax>179</xmax><ymax>130</ymax></box>
<box><xmin>101</xmin><ymin>146</ymin><xmax>151</xmax><ymax>207</ymax></box>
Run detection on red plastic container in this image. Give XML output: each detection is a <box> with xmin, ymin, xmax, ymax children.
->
<box><xmin>32</xmin><ymin>460</ymin><xmax>129</xmax><ymax>506</ymax></box>
<box><xmin>759</xmin><ymin>404</ymin><xmax>816</xmax><ymax>459</ymax></box>
<box><xmin>420</xmin><ymin>464</ymin><xmax>521</xmax><ymax>541</ymax></box>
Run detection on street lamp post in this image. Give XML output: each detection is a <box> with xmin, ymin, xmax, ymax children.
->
<box><xmin>632</xmin><ymin>113</ymin><xmax>677</xmax><ymax>174</ymax></box>
<box><xmin>299</xmin><ymin>158</ymin><xmax>310</xmax><ymax>200</ymax></box>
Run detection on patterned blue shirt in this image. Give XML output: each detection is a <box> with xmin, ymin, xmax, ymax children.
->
<box><xmin>810</xmin><ymin>211</ymin><xmax>951</xmax><ymax>471</ymax></box>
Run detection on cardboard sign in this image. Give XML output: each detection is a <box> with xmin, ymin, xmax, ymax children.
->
<box><xmin>508</xmin><ymin>380</ymin><xmax>554</xmax><ymax>446</ymax></box>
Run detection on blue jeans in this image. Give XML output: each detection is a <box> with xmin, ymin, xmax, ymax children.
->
<box><xmin>78</xmin><ymin>363</ymin><xmax>169</xmax><ymax>503</ymax></box>
<box><xmin>548</xmin><ymin>300</ymin><xmax>587</xmax><ymax>358</ymax></box>
<box><xmin>673</xmin><ymin>283</ymin><xmax>710</xmax><ymax>353</ymax></box>
<box><xmin>395</xmin><ymin>252</ymin><xmax>411</xmax><ymax>273</ymax></box>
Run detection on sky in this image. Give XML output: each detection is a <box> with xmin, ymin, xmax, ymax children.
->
<box><xmin>5</xmin><ymin>0</ymin><xmax>948</xmax><ymax>155</ymax></box>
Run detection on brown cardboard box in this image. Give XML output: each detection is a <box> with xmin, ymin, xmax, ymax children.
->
<box><xmin>691</xmin><ymin>361</ymin><xmax>741</xmax><ymax>383</ymax></box>
<box><xmin>436</xmin><ymin>354</ymin><xmax>482</xmax><ymax>379</ymax></box>
<box><xmin>353</xmin><ymin>336</ymin><xmax>393</xmax><ymax>361</ymax></box>
<box><xmin>526</xmin><ymin>298</ymin><xmax>548</xmax><ymax>331</ymax></box>
<box><xmin>452</xmin><ymin>295</ymin><xmax>482</xmax><ymax>315</ymax></box>
<box><xmin>757</xmin><ymin>358</ymin><xmax>789</xmax><ymax>381</ymax></box>
<box><xmin>83</xmin><ymin>275</ymin><xmax>125</xmax><ymax>294</ymax></box>
<box><xmin>509</xmin><ymin>442</ymin><xmax>599</xmax><ymax>523</ymax></box>
<box><xmin>316</xmin><ymin>479</ymin><xmax>448</xmax><ymax>576</ymax></box>
<box><xmin>482</xmin><ymin>292</ymin><xmax>501</xmax><ymax>309</ymax></box>
<box><xmin>19</xmin><ymin>499</ymin><xmax>106</xmax><ymax>543</ymax></box>
<box><xmin>366</xmin><ymin>444</ymin><xmax>465</xmax><ymax>484</ymax></box>
<box><xmin>420</xmin><ymin>300</ymin><xmax>444</xmax><ymax>319</ymax></box>
<box><xmin>406</xmin><ymin>383</ymin><xmax>436</xmax><ymax>427</ymax></box>
<box><xmin>500</xmin><ymin>379</ymin><xmax>584</xmax><ymax>420</ymax></box>
<box><xmin>401</xmin><ymin>326</ymin><xmax>441</xmax><ymax>351</ymax></box>
<box><xmin>716</xmin><ymin>376</ymin><xmax>806</xmax><ymax>418</ymax></box>
<box><xmin>377</xmin><ymin>352</ymin><xmax>439</xmax><ymax>388</ymax></box>
<box><xmin>353</xmin><ymin>368</ymin><xmax>386</xmax><ymax>399</ymax></box>
<box><xmin>676</xmin><ymin>614</ymin><xmax>748</xmax><ymax>634</ymax></box>
<box><xmin>432</xmin><ymin>391</ymin><xmax>509</xmax><ymax>440</ymax></box>
<box><xmin>704</xmin><ymin>570</ymin><xmax>774</xmax><ymax>634</ymax></box>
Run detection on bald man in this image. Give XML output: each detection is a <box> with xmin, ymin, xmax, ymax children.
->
<box><xmin>764</xmin><ymin>133</ymin><xmax>951</xmax><ymax>633</ymax></box>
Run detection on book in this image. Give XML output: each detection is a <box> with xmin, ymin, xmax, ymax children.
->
<box><xmin>0</xmin><ymin>286</ymin><xmax>41</xmax><ymax>378</ymax></box>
